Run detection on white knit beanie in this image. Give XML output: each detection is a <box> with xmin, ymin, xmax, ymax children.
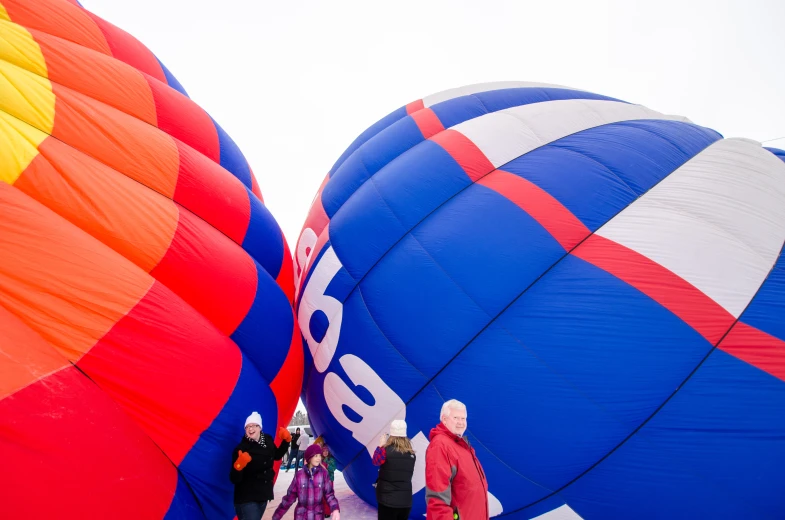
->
<box><xmin>390</xmin><ymin>419</ymin><xmax>407</xmax><ymax>437</ymax></box>
<box><xmin>245</xmin><ymin>411</ymin><xmax>262</xmax><ymax>429</ymax></box>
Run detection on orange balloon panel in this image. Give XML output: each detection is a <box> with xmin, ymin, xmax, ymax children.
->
<box><xmin>0</xmin><ymin>1</ymin><xmax>301</xmax><ymax>519</ymax></box>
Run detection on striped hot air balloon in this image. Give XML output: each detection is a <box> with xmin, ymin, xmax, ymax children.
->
<box><xmin>0</xmin><ymin>0</ymin><xmax>301</xmax><ymax>518</ymax></box>
<box><xmin>294</xmin><ymin>82</ymin><xmax>785</xmax><ymax>519</ymax></box>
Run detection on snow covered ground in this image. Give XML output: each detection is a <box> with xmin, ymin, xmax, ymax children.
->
<box><xmin>261</xmin><ymin>468</ymin><xmax>582</xmax><ymax>519</ymax></box>
<box><xmin>263</xmin><ymin>469</ymin><xmax>377</xmax><ymax>519</ymax></box>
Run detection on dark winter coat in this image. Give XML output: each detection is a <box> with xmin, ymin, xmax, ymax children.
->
<box><xmin>230</xmin><ymin>433</ymin><xmax>290</xmax><ymax>503</ymax></box>
<box><xmin>290</xmin><ymin>432</ymin><xmax>301</xmax><ymax>452</ymax></box>
<box><xmin>376</xmin><ymin>445</ymin><xmax>416</xmax><ymax>508</ymax></box>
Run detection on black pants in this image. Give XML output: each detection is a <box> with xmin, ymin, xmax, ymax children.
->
<box><xmin>235</xmin><ymin>501</ymin><xmax>267</xmax><ymax>520</ymax></box>
<box><xmin>378</xmin><ymin>503</ymin><xmax>411</xmax><ymax>520</ymax></box>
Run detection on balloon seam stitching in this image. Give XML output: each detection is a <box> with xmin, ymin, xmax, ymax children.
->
<box><xmin>68</xmin><ymin>360</ymin><xmax>210</xmax><ymax>519</ymax></box>
<box><xmin>335</xmin><ymin>122</ymin><xmax>715</xmax><ymax>478</ymax></box>
<box><xmin>494</xmin><ymin>236</ymin><xmax>785</xmax><ymax>517</ymax></box>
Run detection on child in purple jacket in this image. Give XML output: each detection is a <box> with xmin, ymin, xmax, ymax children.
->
<box><xmin>273</xmin><ymin>444</ymin><xmax>341</xmax><ymax>520</ymax></box>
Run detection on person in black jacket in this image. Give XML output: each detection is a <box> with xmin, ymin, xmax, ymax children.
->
<box><xmin>286</xmin><ymin>427</ymin><xmax>301</xmax><ymax>467</ymax></box>
<box><xmin>230</xmin><ymin>411</ymin><xmax>291</xmax><ymax>520</ymax></box>
<box><xmin>372</xmin><ymin>420</ymin><xmax>416</xmax><ymax>520</ymax></box>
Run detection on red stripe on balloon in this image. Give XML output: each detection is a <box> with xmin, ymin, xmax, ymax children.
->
<box><xmin>479</xmin><ymin>169</ymin><xmax>591</xmax><ymax>251</ymax></box>
<box><xmin>411</xmin><ymin>108</ymin><xmax>445</xmax><ymax>139</ymax></box>
<box><xmin>437</xmin><ymin>129</ymin><xmax>731</xmax><ymax>343</ymax></box>
<box><xmin>296</xmin><ymin>175</ymin><xmax>331</xmax><ymax>298</ymax></box>
<box><xmin>276</xmin><ymin>232</ymin><xmax>295</xmax><ymax>305</ymax></box>
<box><xmin>457</xmin><ymin>150</ymin><xmax>783</xmax><ymax>381</ymax></box>
<box><xmin>298</xmin><ymin>222</ymin><xmax>332</xmax><ymax>300</ymax></box>
<box><xmin>301</xmin><ymin>175</ymin><xmax>330</xmax><ymax>243</ymax></box>
<box><xmin>147</xmin><ymin>77</ymin><xmax>221</xmax><ymax>163</ymax></box>
<box><xmin>719</xmin><ymin>322</ymin><xmax>785</xmax><ymax>382</ymax></box>
<box><xmin>270</xmin><ymin>314</ymin><xmax>304</xmax><ymax>430</ymax></box>
<box><xmin>78</xmin><ymin>281</ymin><xmax>241</xmax><ymax>465</ymax></box>
<box><xmin>431</xmin><ymin>129</ymin><xmax>495</xmax><ymax>182</ymax></box>
<box><xmin>85</xmin><ymin>12</ymin><xmax>166</xmax><ymax>82</ymax></box>
<box><xmin>405</xmin><ymin>99</ymin><xmax>424</xmax><ymax>114</ymax></box>
<box><xmin>573</xmin><ymin>234</ymin><xmax>735</xmax><ymax>345</ymax></box>
<box><xmin>150</xmin><ymin>209</ymin><xmax>258</xmax><ymax>335</ymax></box>
<box><xmin>173</xmin><ymin>141</ymin><xmax>251</xmax><ymax>245</ymax></box>
<box><xmin>0</xmin><ymin>366</ymin><xmax>177</xmax><ymax>519</ymax></box>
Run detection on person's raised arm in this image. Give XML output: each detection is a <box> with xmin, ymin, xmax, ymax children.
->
<box><xmin>372</xmin><ymin>446</ymin><xmax>387</xmax><ymax>466</ymax></box>
<box><xmin>274</xmin><ymin>427</ymin><xmax>292</xmax><ymax>460</ymax></box>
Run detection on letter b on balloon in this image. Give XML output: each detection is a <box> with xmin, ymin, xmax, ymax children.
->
<box><xmin>298</xmin><ymin>245</ymin><xmax>343</xmax><ymax>372</ymax></box>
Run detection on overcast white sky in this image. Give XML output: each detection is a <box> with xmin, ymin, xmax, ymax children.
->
<box><xmin>81</xmin><ymin>0</ymin><xmax>785</xmax><ymax>417</ymax></box>
<box><xmin>83</xmin><ymin>0</ymin><xmax>785</xmax><ymax>247</ymax></box>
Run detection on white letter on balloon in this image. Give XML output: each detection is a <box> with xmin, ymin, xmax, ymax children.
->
<box><xmin>299</xmin><ymin>245</ymin><xmax>343</xmax><ymax>373</ymax></box>
<box><xmin>324</xmin><ymin>354</ymin><xmax>406</xmax><ymax>457</ymax></box>
<box><xmin>410</xmin><ymin>431</ymin><xmax>430</xmax><ymax>494</ymax></box>
<box><xmin>294</xmin><ymin>227</ymin><xmax>317</xmax><ymax>298</ymax></box>
<box><xmin>299</xmin><ymin>242</ymin><xmax>505</xmax><ymax>515</ymax></box>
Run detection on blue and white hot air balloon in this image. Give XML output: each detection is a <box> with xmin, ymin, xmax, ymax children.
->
<box><xmin>294</xmin><ymin>82</ymin><xmax>785</xmax><ymax>519</ymax></box>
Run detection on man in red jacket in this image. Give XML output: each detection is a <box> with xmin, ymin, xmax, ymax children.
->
<box><xmin>425</xmin><ymin>399</ymin><xmax>489</xmax><ymax>520</ymax></box>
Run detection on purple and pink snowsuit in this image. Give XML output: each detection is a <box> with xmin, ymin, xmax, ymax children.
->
<box><xmin>272</xmin><ymin>465</ymin><xmax>340</xmax><ymax>520</ymax></box>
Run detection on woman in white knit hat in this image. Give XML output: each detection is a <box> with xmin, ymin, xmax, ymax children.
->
<box><xmin>230</xmin><ymin>411</ymin><xmax>292</xmax><ymax>520</ymax></box>
<box><xmin>372</xmin><ymin>419</ymin><xmax>416</xmax><ymax>520</ymax></box>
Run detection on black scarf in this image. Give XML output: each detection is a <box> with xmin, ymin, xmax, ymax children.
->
<box><xmin>245</xmin><ymin>432</ymin><xmax>267</xmax><ymax>448</ymax></box>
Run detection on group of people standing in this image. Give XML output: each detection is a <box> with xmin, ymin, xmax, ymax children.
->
<box><xmin>229</xmin><ymin>399</ymin><xmax>489</xmax><ymax>520</ymax></box>
<box><xmin>373</xmin><ymin>399</ymin><xmax>490</xmax><ymax>520</ymax></box>
<box><xmin>283</xmin><ymin>426</ymin><xmax>311</xmax><ymax>472</ymax></box>
<box><xmin>229</xmin><ymin>413</ymin><xmax>339</xmax><ymax>520</ymax></box>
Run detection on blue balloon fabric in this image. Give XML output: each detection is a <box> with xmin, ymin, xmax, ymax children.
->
<box><xmin>294</xmin><ymin>82</ymin><xmax>785</xmax><ymax>519</ymax></box>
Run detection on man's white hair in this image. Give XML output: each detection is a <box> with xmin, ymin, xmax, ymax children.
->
<box><xmin>440</xmin><ymin>399</ymin><xmax>467</xmax><ymax>420</ymax></box>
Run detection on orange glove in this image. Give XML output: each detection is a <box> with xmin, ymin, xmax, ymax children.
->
<box><xmin>278</xmin><ymin>427</ymin><xmax>292</xmax><ymax>443</ymax></box>
<box><xmin>234</xmin><ymin>450</ymin><xmax>252</xmax><ymax>471</ymax></box>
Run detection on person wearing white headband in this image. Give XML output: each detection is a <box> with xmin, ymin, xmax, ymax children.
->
<box><xmin>230</xmin><ymin>411</ymin><xmax>293</xmax><ymax>520</ymax></box>
<box><xmin>372</xmin><ymin>419</ymin><xmax>416</xmax><ymax>519</ymax></box>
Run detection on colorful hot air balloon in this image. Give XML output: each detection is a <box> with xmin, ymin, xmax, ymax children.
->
<box><xmin>0</xmin><ymin>0</ymin><xmax>301</xmax><ymax>518</ymax></box>
<box><xmin>295</xmin><ymin>82</ymin><xmax>785</xmax><ymax>519</ymax></box>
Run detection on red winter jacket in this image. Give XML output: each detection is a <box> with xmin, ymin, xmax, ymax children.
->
<box><xmin>425</xmin><ymin>423</ymin><xmax>489</xmax><ymax>520</ymax></box>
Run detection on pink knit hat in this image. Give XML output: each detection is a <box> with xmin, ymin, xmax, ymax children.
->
<box><xmin>304</xmin><ymin>444</ymin><xmax>323</xmax><ymax>463</ymax></box>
